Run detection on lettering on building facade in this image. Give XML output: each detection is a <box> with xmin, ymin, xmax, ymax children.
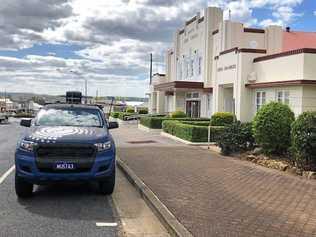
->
<box><xmin>217</xmin><ymin>64</ymin><xmax>236</xmax><ymax>72</ymax></box>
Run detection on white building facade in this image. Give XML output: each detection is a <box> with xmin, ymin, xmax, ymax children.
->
<box><xmin>149</xmin><ymin>7</ymin><xmax>316</xmax><ymax>121</ymax></box>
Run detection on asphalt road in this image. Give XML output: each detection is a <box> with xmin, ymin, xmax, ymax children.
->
<box><xmin>0</xmin><ymin>119</ymin><xmax>168</xmax><ymax>237</ymax></box>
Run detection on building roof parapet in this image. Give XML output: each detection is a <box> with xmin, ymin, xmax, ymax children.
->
<box><xmin>253</xmin><ymin>48</ymin><xmax>316</xmax><ymax>63</ymax></box>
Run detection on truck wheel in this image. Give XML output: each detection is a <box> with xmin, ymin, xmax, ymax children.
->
<box><xmin>99</xmin><ymin>169</ymin><xmax>115</xmax><ymax>195</ymax></box>
<box><xmin>15</xmin><ymin>174</ymin><xmax>33</xmax><ymax>198</ymax></box>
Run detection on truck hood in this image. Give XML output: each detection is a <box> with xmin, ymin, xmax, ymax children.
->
<box><xmin>24</xmin><ymin>126</ymin><xmax>109</xmax><ymax>144</ymax></box>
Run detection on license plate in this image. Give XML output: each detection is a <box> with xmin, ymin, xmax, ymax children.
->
<box><xmin>54</xmin><ymin>162</ymin><xmax>76</xmax><ymax>170</ymax></box>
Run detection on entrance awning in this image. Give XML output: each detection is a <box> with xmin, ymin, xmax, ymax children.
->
<box><xmin>154</xmin><ymin>81</ymin><xmax>212</xmax><ymax>93</ymax></box>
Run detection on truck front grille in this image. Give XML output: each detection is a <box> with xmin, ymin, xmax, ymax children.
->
<box><xmin>35</xmin><ymin>144</ymin><xmax>97</xmax><ymax>173</ymax></box>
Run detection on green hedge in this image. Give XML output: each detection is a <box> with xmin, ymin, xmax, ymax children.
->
<box><xmin>138</xmin><ymin>108</ymin><xmax>148</xmax><ymax>114</ymax></box>
<box><xmin>162</xmin><ymin>120</ymin><xmax>224</xmax><ymax>142</ymax></box>
<box><xmin>110</xmin><ymin>112</ymin><xmax>119</xmax><ymax>118</ymax></box>
<box><xmin>140</xmin><ymin>116</ymin><xmax>211</xmax><ymax>129</ymax></box>
<box><xmin>291</xmin><ymin>111</ymin><xmax>316</xmax><ymax>171</ymax></box>
<box><xmin>181</xmin><ymin>121</ymin><xmax>211</xmax><ymax>126</ymax></box>
<box><xmin>217</xmin><ymin>121</ymin><xmax>255</xmax><ymax>155</ymax></box>
<box><xmin>14</xmin><ymin>113</ymin><xmax>34</xmax><ymax>118</ymax></box>
<box><xmin>126</xmin><ymin>107</ymin><xmax>135</xmax><ymax>113</ymax></box>
<box><xmin>117</xmin><ymin>112</ymin><xmax>136</xmax><ymax>120</ymax></box>
<box><xmin>253</xmin><ymin>102</ymin><xmax>295</xmax><ymax>155</ymax></box>
<box><xmin>170</xmin><ymin>110</ymin><xmax>186</xmax><ymax>118</ymax></box>
<box><xmin>210</xmin><ymin>112</ymin><xmax>236</xmax><ymax>126</ymax></box>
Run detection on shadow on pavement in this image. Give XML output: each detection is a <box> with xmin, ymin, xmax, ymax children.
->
<box><xmin>17</xmin><ymin>183</ymin><xmax>116</xmax><ymax>222</ymax></box>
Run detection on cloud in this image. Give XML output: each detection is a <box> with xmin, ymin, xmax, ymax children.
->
<box><xmin>0</xmin><ymin>55</ymin><xmax>149</xmax><ymax>97</ymax></box>
<box><xmin>314</xmin><ymin>11</ymin><xmax>316</xmax><ymax>16</ymax></box>
<box><xmin>0</xmin><ymin>0</ymin><xmax>72</xmax><ymax>50</ymax></box>
<box><xmin>0</xmin><ymin>0</ymin><xmax>306</xmax><ymax>97</ymax></box>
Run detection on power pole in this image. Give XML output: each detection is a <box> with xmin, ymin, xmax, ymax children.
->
<box><xmin>85</xmin><ymin>78</ymin><xmax>88</xmax><ymax>104</ymax></box>
<box><xmin>149</xmin><ymin>53</ymin><xmax>153</xmax><ymax>85</ymax></box>
<box><xmin>4</xmin><ymin>90</ymin><xmax>6</xmax><ymax>112</ymax></box>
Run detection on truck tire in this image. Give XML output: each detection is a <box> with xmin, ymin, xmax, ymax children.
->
<box><xmin>99</xmin><ymin>169</ymin><xmax>115</xmax><ymax>195</ymax></box>
<box><xmin>15</xmin><ymin>174</ymin><xmax>33</xmax><ymax>198</ymax></box>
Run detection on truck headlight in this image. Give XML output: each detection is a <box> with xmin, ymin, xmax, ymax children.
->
<box><xmin>20</xmin><ymin>140</ymin><xmax>37</xmax><ymax>152</ymax></box>
<box><xmin>95</xmin><ymin>141</ymin><xmax>111</xmax><ymax>152</ymax></box>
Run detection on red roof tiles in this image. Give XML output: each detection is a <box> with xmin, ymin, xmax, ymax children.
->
<box><xmin>283</xmin><ymin>31</ymin><xmax>316</xmax><ymax>52</ymax></box>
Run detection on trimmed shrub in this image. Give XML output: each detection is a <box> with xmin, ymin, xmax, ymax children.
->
<box><xmin>291</xmin><ymin>111</ymin><xmax>316</xmax><ymax>171</ymax></box>
<box><xmin>181</xmin><ymin>121</ymin><xmax>211</xmax><ymax>126</ymax></box>
<box><xmin>253</xmin><ymin>102</ymin><xmax>295</xmax><ymax>155</ymax></box>
<box><xmin>118</xmin><ymin>112</ymin><xmax>136</xmax><ymax>120</ymax></box>
<box><xmin>126</xmin><ymin>107</ymin><xmax>135</xmax><ymax>113</ymax></box>
<box><xmin>217</xmin><ymin>121</ymin><xmax>255</xmax><ymax>155</ymax></box>
<box><xmin>138</xmin><ymin>108</ymin><xmax>148</xmax><ymax>114</ymax></box>
<box><xmin>14</xmin><ymin>112</ymin><xmax>34</xmax><ymax>118</ymax></box>
<box><xmin>110</xmin><ymin>112</ymin><xmax>119</xmax><ymax>118</ymax></box>
<box><xmin>210</xmin><ymin>112</ymin><xmax>235</xmax><ymax>126</ymax></box>
<box><xmin>162</xmin><ymin>120</ymin><xmax>224</xmax><ymax>142</ymax></box>
<box><xmin>140</xmin><ymin>116</ymin><xmax>211</xmax><ymax>129</ymax></box>
<box><xmin>170</xmin><ymin>110</ymin><xmax>186</xmax><ymax>118</ymax></box>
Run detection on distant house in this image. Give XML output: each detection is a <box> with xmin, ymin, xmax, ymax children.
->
<box><xmin>0</xmin><ymin>97</ymin><xmax>19</xmax><ymax>112</ymax></box>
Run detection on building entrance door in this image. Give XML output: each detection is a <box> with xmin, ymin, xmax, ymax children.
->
<box><xmin>186</xmin><ymin>100</ymin><xmax>200</xmax><ymax>118</ymax></box>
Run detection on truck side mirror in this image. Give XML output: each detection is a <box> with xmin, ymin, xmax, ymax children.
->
<box><xmin>108</xmin><ymin>121</ymin><xmax>119</xmax><ymax>129</ymax></box>
<box><xmin>20</xmin><ymin>119</ymin><xmax>32</xmax><ymax>127</ymax></box>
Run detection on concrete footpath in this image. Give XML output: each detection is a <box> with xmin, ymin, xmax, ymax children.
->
<box><xmin>112</xmin><ymin>123</ymin><xmax>316</xmax><ymax>237</ymax></box>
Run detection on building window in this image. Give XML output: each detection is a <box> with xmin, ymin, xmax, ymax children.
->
<box><xmin>198</xmin><ymin>57</ymin><xmax>202</xmax><ymax>75</ymax></box>
<box><xmin>256</xmin><ymin>91</ymin><xmax>266</xmax><ymax>111</ymax></box>
<box><xmin>207</xmin><ymin>94</ymin><xmax>211</xmax><ymax>111</ymax></box>
<box><xmin>277</xmin><ymin>91</ymin><xmax>290</xmax><ymax>105</ymax></box>
<box><xmin>192</xmin><ymin>92</ymin><xmax>199</xmax><ymax>98</ymax></box>
<box><xmin>190</xmin><ymin>59</ymin><xmax>194</xmax><ymax>77</ymax></box>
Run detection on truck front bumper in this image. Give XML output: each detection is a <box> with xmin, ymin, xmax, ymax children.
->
<box><xmin>15</xmin><ymin>150</ymin><xmax>115</xmax><ymax>185</ymax></box>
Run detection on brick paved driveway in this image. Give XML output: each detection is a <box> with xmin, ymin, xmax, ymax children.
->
<box><xmin>112</xmin><ymin>124</ymin><xmax>316</xmax><ymax>237</ymax></box>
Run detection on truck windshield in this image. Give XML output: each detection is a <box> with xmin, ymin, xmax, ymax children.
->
<box><xmin>35</xmin><ymin>108</ymin><xmax>103</xmax><ymax>127</ymax></box>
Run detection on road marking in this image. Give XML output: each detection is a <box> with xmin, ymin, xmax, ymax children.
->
<box><xmin>96</xmin><ymin>222</ymin><xmax>118</xmax><ymax>227</ymax></box>
<box><xmin>0</xmin><ymin>165</ymin><xmax>15</xmax><ymax>185</ymax></box>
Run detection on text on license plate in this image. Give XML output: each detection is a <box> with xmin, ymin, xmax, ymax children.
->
<box><xmin>55</xmin><ymin>162</ymin><xmax>75</xmax><ymax>170</ymax></box>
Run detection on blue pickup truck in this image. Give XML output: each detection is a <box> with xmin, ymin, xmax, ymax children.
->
<box><xmin>15</xmin><ymin>103</ymin><xmax>118</xmax><ymax>198</ymax></box>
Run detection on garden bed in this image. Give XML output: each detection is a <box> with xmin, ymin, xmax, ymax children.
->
<box><xmin>238</xmin><ymin>152</ymin><xmax>316</xmax><ymax>180</ymax></box>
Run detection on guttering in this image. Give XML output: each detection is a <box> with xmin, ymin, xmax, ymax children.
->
<box><xmin>212</xmin><ymin>29</ymin><xmax>219</xmax><ymax>35</ymax></box>
<box><xmin>254</xmin><ymin>48</ymin><xmax>316</xmax><ymax>63</ymax></box>
<box><xmin>198</xmin><ymin>17</ymin><xmax>204</xmax><ymax>24</ymax></box>
<box><xmin>239</xmin><ymin>48</ymin><xmax>267</xmax><ymax>54</ymax></box>
<box><xmin>219</xmin><ymin>47</ymin><xmax>238</xmax><ymax>55</ymax></box>
<box><xmin>218</xmin><ymin>47</ymin><xmax>266</xmax><ymax>56</ymax></box>
<box><xmin>153</xmin><ymin>73</ymin><xmax>166</xmax><ymax>77</ymax></box>
<box><xmin>244</xmin><ymin>28</ymin><xmax>265</xmax><ymax>33</ymax></box>
<box><xmin>185</xmin><ymin>16</ymin><xmax>197</xmax><ymax>26</ymax></box>
<box><xmin>246</xmin><ymin>80</ymin><xmax>316</xmax><ymax>88</ymax></box>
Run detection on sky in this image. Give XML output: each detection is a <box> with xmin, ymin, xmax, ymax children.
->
<box><xmin>0</xmin><ymin>0</ymin><xmax>315</xmax><ymax>97</ymax></box>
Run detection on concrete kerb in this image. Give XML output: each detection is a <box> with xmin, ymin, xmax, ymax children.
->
<box><xmin>116</xmin><ymin>158</ymin><xmax>193</xmax><ymax>237</ymax></box>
